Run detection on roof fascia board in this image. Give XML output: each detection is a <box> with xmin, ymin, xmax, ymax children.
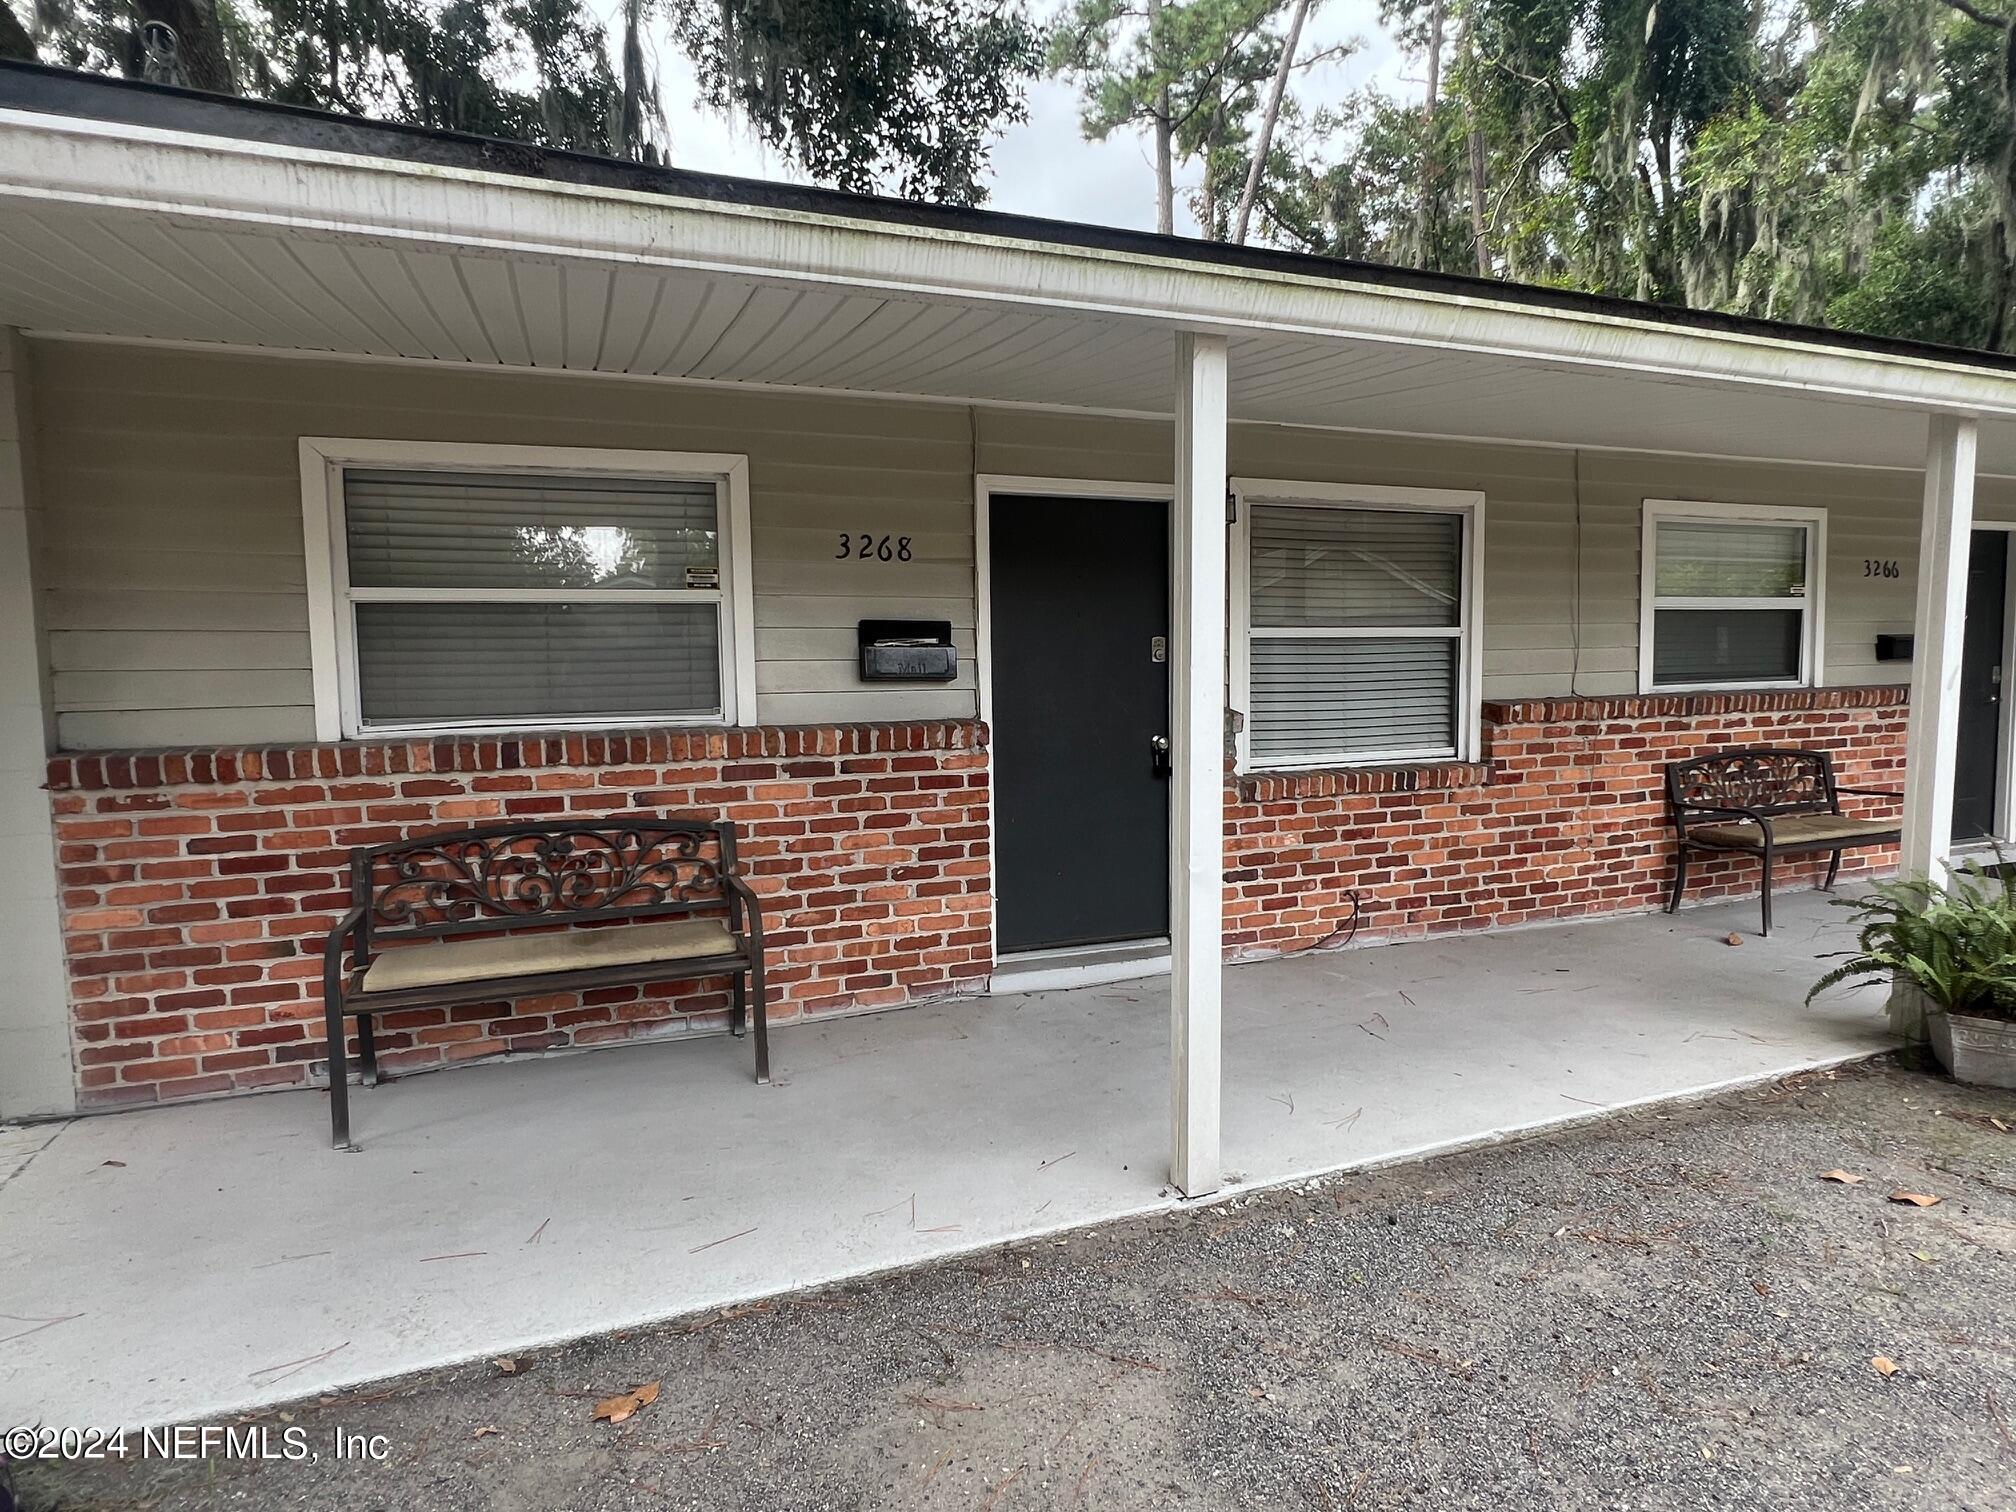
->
<box><xmin>3</xmin><ymin>107</ymin><xmax>2014</xmax><ymax>421</ymax></box>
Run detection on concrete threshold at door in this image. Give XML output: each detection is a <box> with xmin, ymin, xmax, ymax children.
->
<box><xmin>990</xmin><ymin>940</ymin><xmax>1174</xmax><ymax>994</ymax></box>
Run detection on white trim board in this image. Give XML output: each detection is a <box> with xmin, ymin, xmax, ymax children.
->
<box><xmin>299</xmin><ymin>437</ymin><xmax>757</xmax><ymax>742</ymax></box>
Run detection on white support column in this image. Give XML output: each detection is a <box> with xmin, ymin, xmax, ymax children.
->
<box><xmin>1170</xmin><ymin>332</ymin><xmax>1228</xmax><ymax>1199</ymax></box>
<box><xmin>1901</xmin><ymin>413</ymin><xmax>1979</xmax><ymax>879</ymax></box>
<box><xmin>0</xmin><ymin>329</ymin><xmax>75</xmax><ymax>1120</ymax></box>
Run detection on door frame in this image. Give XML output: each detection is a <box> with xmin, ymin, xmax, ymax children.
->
<box><xmin>974</xmin><ymin>475</ymin><xmax>1175</xmax><ymax>971</ymax></box>
<box><xmin>1961</xmin><ymin>521</ymin><xmax>2016</xmax><ymax>846</ymax></box>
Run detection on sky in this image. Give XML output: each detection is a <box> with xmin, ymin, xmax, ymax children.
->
<box><xmin>635</xmin><ymin>1</ymin><xmax>1416</xmax><ymax>235</ymax></box>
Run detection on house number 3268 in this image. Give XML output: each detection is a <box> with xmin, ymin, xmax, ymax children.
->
<box><xmin>835</xmin><ymin>534</ymin><xmax>913</xmax><ymax>562</ymax></box>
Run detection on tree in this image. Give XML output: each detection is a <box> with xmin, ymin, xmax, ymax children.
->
<box><xmin>1459</xmin><ymin>5</ymin><xmax>1489</xmax><ymax>272</ymax></box>
<box><xmin>670</xmin><ymin>0</ymin><xmax>1042</xmax><ymax>203</ymax></box>
<box><xmin>1259</xmin><ymin>0</ymin><xmax>2016</xmax><ymax>350</ymax></box>
<box><xmin>1290</xmin><ymin>84</ymin><xmax>1473</xmax><ymax>263</ymax></box>
<box><xmin>1165</xmin><ymin>0</ymin><xmax>1317</xmax><ymax>236</ymax></box>
<box><xmin>1049</xmin><ymin>0</ymin><xmax>1183</xmax><ymax>230</ymax></box>
<box><xmin>1232</xmin><ymin>0</ymin><xmax>1311</xmax><ymax>242</ymax></box>
<box><xmin>28</xmin><ymin>0</ymin><xmax>1037</xmax><ymax>202</ymax></box>
<box><xmin>1411</xmin><ymin>0</ymin><xmax>1442</xmax><ymax>267</ymax></box>
<box><xmin>3</xmin><ymin>2</ymin><xmax>38</xmax><ymax>60</ymax></box>
<box><xmin>1827</xmin><ymin>202</ymin><xmax>1997</xmax><ymax>345</ymax></box>
<box><xmin>1050</xmin><ymin>0</ymin><xmax>1348</xmax><ymax>237</ymax></box>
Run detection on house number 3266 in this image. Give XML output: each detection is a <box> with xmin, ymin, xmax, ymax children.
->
<box><xmin>835</xmin><ymin>534</ymin><xmax>913</xmax><ymax>562</ymax></box>
<box><xmin>1863</xmin><ymin>559</ymin><xmax>1900</xmax><ymax>578</ymax></box>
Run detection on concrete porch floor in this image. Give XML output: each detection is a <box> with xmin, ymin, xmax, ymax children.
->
<box><xmin>0</xmin><ymin>892</ymin><xmax>1892</xmax><ymax>1429</ymax></box>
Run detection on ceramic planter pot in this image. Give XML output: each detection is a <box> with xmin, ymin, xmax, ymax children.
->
<box><xmin>1930</xmin><ymin>1010</ymin><xmax>2016</xmax><ymax>1090</ymax></box>
<box><xmin>1890</xmin><ymin>975</ymin><xmax>2016</xmax><ymax>1088</ymax></box>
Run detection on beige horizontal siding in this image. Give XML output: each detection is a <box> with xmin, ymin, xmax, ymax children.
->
<box><xmin>30</xmin><ymin>342</ymin><xmax>979</xmax><ymax>746</ymax></box>
<box><xmin>26</xmin><ymin>339</ymin><xmax>1990</xmax><ymax>751</ymax></box>
<box><xmin>978</xmin><ymin>409</ymin><xmax>1962</xmax><ymax>701</ymax></box>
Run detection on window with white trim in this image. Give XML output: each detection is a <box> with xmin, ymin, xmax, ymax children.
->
<box><xmin>1641</xmin><ymin>500</ymin><xmax>1824</xmax><ymax>691</ymax></box>
<box><xmin>303</xmin><ymin>442</ymin><xmax>754</xmax><ymax>739</ymax></box>
<box><xmin>1233</xmin><ymin>484</ymin><xmax>1483</xmax><ymax>770</ymax></box>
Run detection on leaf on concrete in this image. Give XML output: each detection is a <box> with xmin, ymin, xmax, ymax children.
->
<box><xmin>472</xmin><ymin>1425</ymin><xmax>501</xmax><ymax>1439</ymax></box>
<box><xmin>1725</xmin><ymin>933</ymin><xmax>1743</xmax><ymax>947</ymax></box>
<box><xmin>1817</xmin><ymin>1170</ymin><xmax>1865</xmax><ymax>1184</ymax></box>
<box><xmin>1873</xmin><ymin>1356</ymin><xmax>1900</xmax><ymax>1377</ymax></box>
<box><xmin>492</xmin><ymin>1357</ymin><xmax>519</xmax><ymax>1375</ymax></box>
<box><xmin>594</xmin><ymin>1381</ymin><xmax>662</xmax><ymax>1424</ymax></box>
<box><xmin>1888</xmin><ymin>1191</ymin><xmax>1942</xmax><ymax>1207</ymax></box>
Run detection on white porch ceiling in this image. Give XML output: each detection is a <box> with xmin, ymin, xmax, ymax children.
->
<box><xmin>4</xmin><ymin>115</ymin><xmax>2016</xmax><ymax>474</ymax></box>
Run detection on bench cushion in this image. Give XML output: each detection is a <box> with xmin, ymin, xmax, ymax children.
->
<box><xmin>1688</xmin><ymin>814</ymin><xmax>1900</xmax><ymax>851</ymax></box>
<box><xmin>359</xmin><ymin>917</ymin><xmax>740</xmax><ymax>995</ymax></box>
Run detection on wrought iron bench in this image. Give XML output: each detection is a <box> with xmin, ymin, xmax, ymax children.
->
<box><xmin>1665</xmin><ymin>747</ymin><xmax>1903</xmax><ymax>937</ymax></box>
<box><xmin>321</xmin><ymin>818</ymin><xmax>767</xmax><ymax>1149</ymax></box>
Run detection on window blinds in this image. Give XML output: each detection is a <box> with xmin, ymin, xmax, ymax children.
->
<box><xmin>355</xmin><ymin>602</ymin><xmax>721</xmax><ymax>724</ymax></box>
<box><xmin>344</xmin><ymin>470</ymin><xmax>719</xmax><ymax>590</ymax></box>
<box><xmin>341</xmin><ymin>468</ymin><xmax>726</xmax><ymax>729</ymax></box>
<box><xmin>1250</xmin><ymin>637</ymin><xmax>1457</xmax><ymax>762</ymax></box>
<box><xmin>1246</xmin><ymin>503</ymin><xmax>1465</xmax><ymax>764</ymax></box>
<box><xmin>1251</xmin><ymin>507</ymin><xmax>1461</xmax><ymax>627</ymax></box>
<box><xmin>1653</xmin><ymin>520</ymin><xmax>1805</xmax><ymax>599</ymax></box>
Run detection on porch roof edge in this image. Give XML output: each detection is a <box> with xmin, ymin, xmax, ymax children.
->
<box><xmin>4</xmin><ymin>59</ymin><xmax>2016</xmax><ymax>426</ymax></box>
<box><xmin>0</xmin><ymin>59</ymin><xmax>2003</xmax><ymax>381</ymax></box>
<box><xmin>4</xmin><ymin>59</ymin><xmax>2013</xmax><ymax>383</ymax></box>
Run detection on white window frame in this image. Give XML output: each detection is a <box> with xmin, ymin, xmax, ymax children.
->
<box><xmin>1639</xmin><ymin>498</ymin><xmax>1826</xmax><ymax>695</ymax></box>
<box><xmin>299</xmin><ymin>438</ymin><xmax>758</xmax><ymax>741</ymax></box>
<box><xmin>1230</xmin><ymin>479</ymin><xmax>1485</xmax><ymax>774</ymax></box>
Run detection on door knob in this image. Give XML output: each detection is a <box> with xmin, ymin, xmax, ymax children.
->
<box><xmin>1150</xmin><ymin>734</ymin><xmax>1171</xmax><ymax>777</ymax></box>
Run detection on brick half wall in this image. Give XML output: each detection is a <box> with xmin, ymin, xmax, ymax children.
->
<box><xmin>43</xmin><ymin>690</ymin><xmax>1911</xmax><ymax>1110</ymax></box>
<box><xmin>46</xmin><ymin>722</ymin><xmax>991</xmax><ymax>1109</ymax></box>
<box><xmin>1225</xmin><ymin>687</ymin><xmax>1909</xmax><ymax>956</ymax></box>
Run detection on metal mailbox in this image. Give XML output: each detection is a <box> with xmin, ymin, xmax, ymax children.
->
<box><xmin>857</xmin><ymin>619</ymin><xmax>958</xmax><ymax>682</ymax></box>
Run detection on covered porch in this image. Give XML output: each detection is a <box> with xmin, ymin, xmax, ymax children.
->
<box><xmin>0</xmin><ymin>68</ymin><xmax>2008</xmax><ymax>1194</ymax></box>
<box><xmin>0</xmin><ymin>64</ymin><xmax>2007</xmax><ymax>1437</ymax></box>
<box><xmin>0</xmin><ymin>891</ymin><xmax>1891</xmax><ymax>1429</ymax></box>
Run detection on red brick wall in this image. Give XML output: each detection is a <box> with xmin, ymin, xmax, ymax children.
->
<box><xmin>42</xmin><ymin>690</ymin><xmax>1910</xmax><ymax>1110</ymax></box>
<box><xmin>1225</xmin><ymin>687</ymin><xmax>1909</xmax><ymax>956</ymax></box>
<box><xmin>45</xmin><ymin>722</ymin><xmax>991</xmax><ymax>1109</ymax></box>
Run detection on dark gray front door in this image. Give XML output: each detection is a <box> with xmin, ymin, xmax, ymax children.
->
<box><xmin>990</xmin><ymin>495</ymin><xmax>1170</xmax><ymax>954</ymax></box>
<box><xmin>1955</xmin><ymin>529</ymin><xmax>2009</xmax><ymax>843</ymax></box>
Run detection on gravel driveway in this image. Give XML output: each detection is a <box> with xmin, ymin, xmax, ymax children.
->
<box><xmin>16</xmin><ymin>1056</ymin><xmax>2016</xmax><ymax>1511</ymax></box>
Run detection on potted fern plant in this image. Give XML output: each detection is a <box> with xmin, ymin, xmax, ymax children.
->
<box><xmin>1808</xmin><ymin>860</ymin><xmax>2016</xmax><ymax>1090</ymax></box>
